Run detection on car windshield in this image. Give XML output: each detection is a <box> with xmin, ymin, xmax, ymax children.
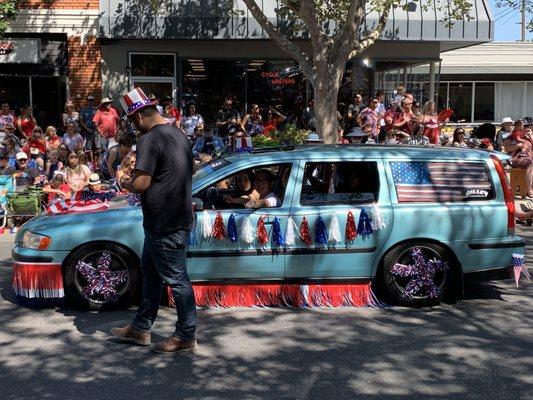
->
<box><xmin>193</xmin><ymin>158</ymin><xmax>232</xmax><ymax>183</ymax></box>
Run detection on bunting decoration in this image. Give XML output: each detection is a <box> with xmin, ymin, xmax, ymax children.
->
<box><xmin>512</xmin><ymin>253</ymin><xmax>531</xmax><ymax>288</ymax></box>
<box><xmin>314</xmin><ymin>216</ymin><xmax>328</xmax><ymax>247</ymax></box>
<box><xmin>201</xmin><ymin>210</ymin><xmax>213</xmax><ymax>239</ymax></box>
<box><xmin>300</xmin><ymin>217</ymin><xmax>312</xmax><ymax>247</ymax></box>
<box><xmin>212</xmin><ymin>212</ymin><xmax>226</xmax><ymax>240</ymax></box>
<box><xmin>285</xmin><ymin>217</ymin><xmax>297</xmax><ymax>247</ymax></box>
<box><xmin>227</xmin><ymin>214</ymin><xmax>238</xmax><ymax>243</ymax></box>
<box><xmin>371</xmin><ymin>203</ymin><xmax>386</xmax><ymax>231</ymax></box>
<box><xmin>272</xmin><ymin>217</ymin><xmax>285</xmax><ymax>247</ymax></box>
<box><xmin>345</xmin><ymin>210</ymin><xmax>357</xmax><ymax>243</ymax></box>
<box><xmin>328</xmin><ymin>213</ymin><xmax>341</xmax><ymax>246</ymax></box>
<box><xmin>239</xmin><ymin>215</ymin><xmax>255</xmax><ymax>244</ymax></box>
<box><xmin>257</xmin><ymin>216</ymin><xmax>269</xmax><ymax>246</ymax></box>
<box><xmin>357</xmin><ymin>209</ymin><xmax>374</xmax><ymax>238</ymax></box>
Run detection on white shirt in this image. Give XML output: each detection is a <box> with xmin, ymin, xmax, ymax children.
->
<box><xmin>182</xmin><ymin>114</ymin><xmax>205</xmax><ymax>136</ymax></box>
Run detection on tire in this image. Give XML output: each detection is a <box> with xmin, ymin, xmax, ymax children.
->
<box><xmin>64</xmin><ymin>242</ymin><xmax>140</xmax><ymax>310</ymax></box>
<box><xmin>381</xmin><ymin>242</ymin><xmax>457</xmax><ymax>307</ymax></box>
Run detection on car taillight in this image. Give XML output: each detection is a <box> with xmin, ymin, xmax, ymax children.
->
<box><xmin>491</xmin><ymin>154</ymin><xmax>515</xmax><ymax>234</ymax></box>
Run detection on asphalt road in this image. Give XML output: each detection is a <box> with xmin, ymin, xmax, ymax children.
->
<box><xmin>0</xmin><ymin>229</ymin><xmax>531</xmax><ymax>400</ymax></box>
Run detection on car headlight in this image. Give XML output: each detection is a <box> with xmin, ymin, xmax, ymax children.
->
<box><xmin>22</xmin><ymin>231</ymin><xmax>52</xmax><ymax>250</ymax></box>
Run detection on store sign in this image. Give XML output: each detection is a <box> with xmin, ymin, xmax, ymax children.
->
<box><xmin>0</xmin><ymin>39</ymin><xmax>41</xmax><ymax>64</ymax></box>
<box><xmin>261</xmin><ymin>71</ymin><xmax>296</xmax><ymax>86</ymax></box>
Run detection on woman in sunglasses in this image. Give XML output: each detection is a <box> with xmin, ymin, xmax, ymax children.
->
<box><xmin>57</xmin><ymin>144</ymin><xmax>69</xmax><ymax>165</ymax></box>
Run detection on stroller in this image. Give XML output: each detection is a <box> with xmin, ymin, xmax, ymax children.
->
<box><xmin>0</xmin><ymin>176</ymin><xmax>16</xmax><ymax>229</ymax></box>
<box><xmin>5</xmin><ymin>185</ymin><xmax>45</xmax><ymax>229</ymax></box>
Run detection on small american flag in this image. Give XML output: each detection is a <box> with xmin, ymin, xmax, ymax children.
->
<box><xmin>512</xmin><ymin>253</ymin><xmax>531</xmax><ymax>288</ymax></box>
<box><xmin>47</xmin><ymin>199</ymin><xmax>110</xmax><ymax>215</ymax></box>
<box><xmin>391</xmin><ymin>161</ymin><xmax>492</xmax><ymax>203</ymax></box>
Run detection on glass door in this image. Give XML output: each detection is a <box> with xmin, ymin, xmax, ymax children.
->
<box><xmin>130</xmin><ymin>79</ymin><xmax>175</xmax><ymax>105</ymax></box>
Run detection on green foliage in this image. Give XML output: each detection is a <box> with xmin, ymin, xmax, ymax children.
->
<box><xmin>252</xmin><ymin>124</ymin><xmax>309</xmax><ymax>147</ymax></box>
<box><xmin>0</xmin><ymin>0</ymin><xmax>18</xmax><ymax>39</ymax></box>
<box><xmin>496</xmin><ymin>0</ymin><xmax>533</xmax><ymax>33</ymax></box>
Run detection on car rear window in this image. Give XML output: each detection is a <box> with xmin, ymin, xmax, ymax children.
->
<box><xmin>390</xmin><ymin>161</ymin><xmax>494</xmax><ymax>203</ymax></box>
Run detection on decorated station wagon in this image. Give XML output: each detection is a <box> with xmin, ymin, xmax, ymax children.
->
<box><xmin>11</xmin><ymin>145</ymin><xmax>525</xmax><ymax>309</ymax></box>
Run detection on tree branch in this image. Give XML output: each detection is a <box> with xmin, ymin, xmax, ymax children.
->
<box><xmin>331</xmin><ymin>0</ymin><xmax>365</xmax><ymax>66</ymax></box>
<box><xmin>300</xmin><ymin>0</ymin><xmax>329</xmax><ymax>60</ymax></box>
<box><xmin>347</xmin><ymin>5</ymin><xmax>392</xmax><ymax>60</ymax></box>
<box><xmin>241</xmin><ymin>0</ymin><xmax>315</xmax><ymax>84</ymax></box>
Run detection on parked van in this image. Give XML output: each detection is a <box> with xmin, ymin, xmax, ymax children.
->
<box><xmin>12</xmin><ymin>145</ymin><xmax>524</xmax><ymax>309</ymax></box>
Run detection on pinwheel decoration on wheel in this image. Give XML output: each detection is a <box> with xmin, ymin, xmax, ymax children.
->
<box><xmin>75</xmin><ymin>252</ymin><xmax>128</xmax><ymax>302</ymax></box>
<box><xmin>390</xmin><ymin>247</ymin><xmax>448</xmax><ymax>300</ymax></box>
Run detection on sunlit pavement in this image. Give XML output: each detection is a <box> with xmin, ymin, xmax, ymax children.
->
<box><xmin>0</xmin><ymin>229</ymin><xmax>531</xmax><ymax>400</ymax></box>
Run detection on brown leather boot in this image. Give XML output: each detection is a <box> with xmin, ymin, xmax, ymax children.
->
<box><xmin>152</xmin><ymin>336</ymin><xmax>198</xmax><ymax>354</ymax></box>
<box><xmin>110</xmin><ymin>324</ymin><xmax>151</xmax><ymax>346</ymax></box>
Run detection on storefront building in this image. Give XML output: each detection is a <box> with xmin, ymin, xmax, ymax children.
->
<box><xmin>380</xmin><ymin>42</ymin><xmax>533</xmax><ymax>124</ymax></box>
<box><xmin>99</xmin><ymin>0</ymin><xmax>494</xmax><ymax>124</ymax></box>
<box><xmin>0</xmin><ymin>0</ymin><xmax>100</xmax><ymax>126</ymax></box>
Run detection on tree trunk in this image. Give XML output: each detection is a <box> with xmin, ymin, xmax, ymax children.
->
<box><xmin>314</xmin><ymin>69</ymin><xmax>342</xmax><ymax>144</ymax></box>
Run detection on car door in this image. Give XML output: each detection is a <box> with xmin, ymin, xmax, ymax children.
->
<box><xmin>187</xmin><ymin>161</ymin><xmax>297</xmax><ymax>282</ymax></box>
<box><xmin>285</xmin><ymin>159</ymin><xmax>393</xmax><ymax>280</ymax></box>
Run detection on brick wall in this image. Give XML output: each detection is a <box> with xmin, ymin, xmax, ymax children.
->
<box><xmin>68</xmin><ymin>36</ymin><xmax>102</xmax><ymax>106</ymax></box>
<box><xmin>18</xmin><ymin>0</ymin><xmax>99</xmax><ymax>10</ymax></box>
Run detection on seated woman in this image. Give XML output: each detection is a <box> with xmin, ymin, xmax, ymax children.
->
<box><xmin>222</xmin><ymin>171</ymin><xmax>260</xmax><ymax>208</ymax></box>
<box><xmin>245</xmin><ymin>169</ymin><xmax>281</xmax><ymax>208</ymax></box>
<box><xmin>116</xmin><ymin>152</ymin><xmax>136</xmax><ymax>192</ymax></box>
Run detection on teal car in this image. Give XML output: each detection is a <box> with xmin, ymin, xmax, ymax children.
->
<box><xmin>11</xmin><ymin>145</ymin><xmax>525</xmax><ymax>309</ymax></box>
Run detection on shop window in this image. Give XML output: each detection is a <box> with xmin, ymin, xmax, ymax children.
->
<box><xmin>300</xmin><ymin>162</ymin><xmax>379</xmax><ymax>206</ymax></box>
<box><xmin>448</xmin><ymin>83</ymin><xmax>472</xmax><ymax>122</ymax></box>
<box><xmin>474</xmin><ymin>83</ymin><xmax>495</xmax><ymax>122</ymax></box>
<box><xmin>195</xmin><ymin>164</ymin><xmax>292</xmax><ymax>210</ymax></box>
<box><xmin>130</xmin><ymin>53</ymin><xmax>175</xmax><ymax>77</ymax></box>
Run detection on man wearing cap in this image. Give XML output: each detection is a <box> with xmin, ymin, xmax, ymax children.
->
<box><xmin>495</xmin><ymin>117</ymin><xmax>514</xmax><ymax>152</ymax></box>
<box><xmin>79</xmin><ymin>95</ymin><xmax>98</xmax><ymax>153</ymax></box>
<box><xmin>3</xmin><ymin>152</ymin><xmax>40</xmax><ymax>188</ymax></box>
<box><xmin>92</xmin><ymin>97</ymin><xmax>120</xmax><ymax>152</ymax></box>
<box><xmin>111</xmin><ymin>88</ymin><xmax>197</xmax><ymax>354</ymax></box>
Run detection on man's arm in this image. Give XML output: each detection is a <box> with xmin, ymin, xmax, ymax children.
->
<box><xmin>120</xmin><ymin>170</ymin><xmax>152</xmax><ymax>194</ymax></box>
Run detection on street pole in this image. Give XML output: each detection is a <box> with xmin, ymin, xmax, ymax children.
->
<box><xmin>522</xmin><ymin>0</ymin><xmax>526</xmax><ymax>42</ymax></box>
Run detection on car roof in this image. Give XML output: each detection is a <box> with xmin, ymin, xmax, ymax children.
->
<box><xmin>224</xmin><ymin>145</ymin><xmax>499</xmax><ymax>163</ymax></box>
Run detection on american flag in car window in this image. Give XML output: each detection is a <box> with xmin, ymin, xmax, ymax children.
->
<box><xmin>390</xmin><ymin>161</ymin><xmax>493</xmax><ymax>203</ymax></box>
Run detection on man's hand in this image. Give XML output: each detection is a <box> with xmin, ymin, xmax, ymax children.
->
<box><xmin>121</xmin><ymin>170</ymin><xmax>151</xmax><ymax>194</ymax></box>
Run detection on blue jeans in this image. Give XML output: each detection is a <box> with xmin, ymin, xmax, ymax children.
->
<box><xmin>132</xmin><ymin>229</ymin><xmax>197</xmax><ymax>340</ymax></box>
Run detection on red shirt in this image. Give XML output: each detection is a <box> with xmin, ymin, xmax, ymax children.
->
<box><xmin>47</xmin><ymin>183</ymin><xmax>71</xmax><ymax>203</ymax></box>
<box><xmin>93</xmin><ymin>107</ymin><xmax>120</xmax><ymax>138</ymax></box>
<box><xmin>512</xmin><ymin>129</ymin><xmax>523</xmax><ymax>141</ymax></box>
<box><xmin>19</xmin><ymin>117</ymin><xmax>36</xmax><ymax>138</ymax></box>
<box><xmin>24</xmin><ymin>139</ymin><xmax>47</xmax><ymax>156</ymax></box>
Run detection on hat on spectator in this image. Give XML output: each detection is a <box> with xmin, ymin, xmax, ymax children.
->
<box><xmin>120</xmin><ymin>88</ymin><xmax>158</xmax><ymax>116</ymax></box>
<box><xmin>87</xmin><ymin>95</ymin><xmax>95</xmax><ymax>100</ymax></box>
<box><xmin>346</xmin><ymin>127</ymin><xmax>367</xmax><ymax>137</ymax></box>
<box><xmin>501</xmin><ymin>117</ymin><xmax>513</xmax><ymax>125</ymax></box>
<box><xmin>100</xmin><ymin>97</ymin><xmax>113</xmax><ymax>107</ymax></box>
<box><xmin>16</xmin><ymin>151</ymin><xmax>27</xmax><ymax>160</ymax></box>
<box><xmin>305</xmin><ymin>132</ymin><xmax>323</xmax><ymax>143</ymax></box>
<box><xmin>88</xmin><ymin>173</ymin><xmax>101</xmax><ymax>185</ymax></box>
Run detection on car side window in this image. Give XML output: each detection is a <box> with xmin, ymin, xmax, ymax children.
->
<box><xmin>195</xmin><ymin>163</ymin><xmax>292</xmax><ymax>210</ymax></box>
<box><xmin>300</xmin><ymin>162</ymin><xmax>379</xmax><ymax>206</ymax></box>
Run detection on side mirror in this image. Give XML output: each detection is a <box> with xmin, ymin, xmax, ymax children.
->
<box><xmin>192</xmin><ymin>197</ymin><xmax>204</xmax><ymax>212</ymax></box>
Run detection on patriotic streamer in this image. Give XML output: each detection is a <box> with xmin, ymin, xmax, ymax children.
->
<box><xmin>272</xmin><ymin>217</ymin><xmax>285</xmax><ymax>247</ymax></box>
<box><xmin>357</xmin><ymin>209</ymin><xmax>374</xmax><ymax>238</ymax></box>
<box><xmin>46</xmin><ymin>199</ymin><xmax>110</xmax><ymax>215</ymax></box>
<box><xmin>212</xmin><ymin>212</ymin><xmax>226</xmax><ymax>240</ymax></box>
<box><xmin>300</xmin><ymin>217</ymin><xmax>312</xmax><ymax>247</ymax></box>
<box><xmin>512</xmin><ymin>253</ymin><xmax>531</xmax><ymax>288</ymax></box>
<box><xmin>257</xmin><ymin>216</ymin><xmax>269</xmax><ymax>246</ymax></box>
<box><xmin>314</xmin><ymin>216</ymin><xmax>328</xmax><ymax>247</ymax></box>
<box><xmin>201</xmin><ymin>210</ymin><xmax>213</xmax><ymax>239</ymax></box>
<box><xmin>285</xmin><ymin>217</ymin><xmax>297</xmax><ymax>247</ymax></box>
<box><xmin>345</xmin><ymin>211</ymin><xmax>357</xmax><ymax>243</ymax></box>
<box><xmin>239</xmin><ymin>215</ymin><xmax>255</xmax><ymax>244</ymax></box>
<box><xmin>328</xmin><ymin>213</ymin><xmax>341</xmax><ymax>245</ymax></box>
<box><xmin>371</xmin><ymin>204</ymin><xmax>386</xmax><ymax>231</ymax></box>
<box><xmin>227</xmin><ymin>214</ymin><xmax>238</xmax><ymax>243</ymax></box>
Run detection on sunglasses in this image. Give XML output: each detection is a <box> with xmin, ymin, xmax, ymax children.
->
<box><xmin>19</xmin><ymin>159</ymin><xmax>28</xmax><ymax>162</ymax></box>
<box><xmin>60</xmin><ymin>147</ymin><xmax>68</xmax><ymax>150</ymax></box>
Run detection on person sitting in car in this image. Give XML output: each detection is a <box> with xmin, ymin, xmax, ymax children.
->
<box><xmin>3</xmin><ymin>152</ymin><xmax>40</xmax><ymax>189</ymax></box>
<box><xmin>245</xmin><ymin>169</ymin><xmax>280</xmax><ymax>208</ymax></box>
<box><xmin>222</xmin><ymin>171</ymin><xmax>260</xmax><ymax>208</ymax></box>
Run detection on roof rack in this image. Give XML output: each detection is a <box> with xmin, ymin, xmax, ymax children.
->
<box><xmin>251</xmin><ymin>145</ymin><xmax>296</xmax><ymax>154</ymax></box>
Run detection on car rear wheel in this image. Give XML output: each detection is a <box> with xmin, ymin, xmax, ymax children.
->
<box><xmin>64</xmin><ymin>243</ymin><xmax>140</xmax><ymax>310</ymax></box>
<box><xmin>381</xmin><ymin>242</ymin><xmax>456</xmax><ymax>307</ymax></box>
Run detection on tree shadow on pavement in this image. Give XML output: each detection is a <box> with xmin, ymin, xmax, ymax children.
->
<box><xmin>0</xmin><ymin>257</ymin><xmax>532</xmax><ymax>400</ymax></box>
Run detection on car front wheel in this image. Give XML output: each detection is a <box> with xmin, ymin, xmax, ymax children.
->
<box><xmin>64</xmin><ymin>243</ymin><xmax>140</xmax><ymax>310</ymax></box>
<box><xmin>381</xmin><ymin>242</ymin><xmax>457</xmax><ymax>307</ymax></box>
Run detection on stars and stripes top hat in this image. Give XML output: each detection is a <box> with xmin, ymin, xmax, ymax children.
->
<box><xmin>120</xmin><ymin>87</ymin><xmax>158</xmax><ymax>116</ymax></box>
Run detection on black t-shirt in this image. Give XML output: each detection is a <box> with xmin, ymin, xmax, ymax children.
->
<box><xmin>216</xmin><ymin>108</ymin><xmax>240</xmax><ymax>137</ymax></box>
<box><xmin>135</xmin><ymin>124</ymin><xmax>193</xmax><ymax>233</ymax></box>
<box><xmin>4</xmin><ymin>166</ymin><xmax>39</xmax><ymax>187</ymax></box>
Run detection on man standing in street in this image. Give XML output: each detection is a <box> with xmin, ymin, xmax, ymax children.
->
<box><xmin>216</xmin><ymin>98</ymin><xmax>241</xmax><ymax>140</ymax></box>
<box><xmin>345</xmin><ymin>93</ymin><xmax>366</xmax><ymax>132</ymax></box>
<box><xmin>92</xmin><ymin>97</ymin><xmax>120</xmax><ymax>152</ymax></box>
<box><xmin>111</xmin><ymin>88</ymin><xmax>197</xmax><ymax>354</ymax></box>
<box><xmin>79</xmin><ymin>95</ymin><xmax>98</xmax><ymax>153</ymax></box>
